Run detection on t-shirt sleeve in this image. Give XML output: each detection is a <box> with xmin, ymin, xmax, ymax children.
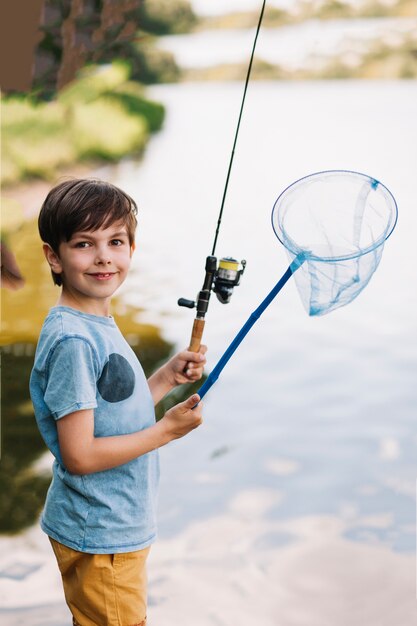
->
<box><xmin>44</xmin><ymin>336</ymin><xmax>99</xmax><ymax>420</ymax></box>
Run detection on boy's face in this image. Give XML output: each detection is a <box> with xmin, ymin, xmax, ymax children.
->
<box><xmin>44</xmin><ymin>221</ymin><xmax>134</xmax><ymax>309</ymax></box>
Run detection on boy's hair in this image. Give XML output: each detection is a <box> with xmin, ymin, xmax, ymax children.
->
<box><xmin>38</xmin><ymin>178</ymin><xmax>138</xmax><ymax>286</ymax></box>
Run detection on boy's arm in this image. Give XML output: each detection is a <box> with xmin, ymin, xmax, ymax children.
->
<box><xmin>147</xmin><ymin>346</ymin><xmax>207</xmax><ymax>405</ymax></box>
<box><xmin>57</xmin><ymin>394</ymin><xmax>202</xmax><ymax>475</ymax></box>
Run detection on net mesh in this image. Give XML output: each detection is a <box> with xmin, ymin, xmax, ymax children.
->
<box><xmin>272</xmin><ymin>170</ymin><xmax>398</xmax><ymax>316</ymax></box>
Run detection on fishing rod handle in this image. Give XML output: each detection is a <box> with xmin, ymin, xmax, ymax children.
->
<box><xmin>188</xmin><ymin>318</ymin><xmax>205</xmax><ymax>352</ymax></box>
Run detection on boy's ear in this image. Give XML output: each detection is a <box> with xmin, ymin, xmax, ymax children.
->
<box><xmin>130</xmin><ymin>241</ymin><xmax>136</xmax><ymax>255</ymax></box>
<box><xmin>43</xmin><ymin>243</ymin><xmax>63</xmax><ymax>275</ymax></box>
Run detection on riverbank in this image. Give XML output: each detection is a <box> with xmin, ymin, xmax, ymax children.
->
<box><xmin>181</xmin><ymin>31</ymin><xmax>417</xmax><ymax>81</ymax></box>
<box><xmin>159</xmin><ymin>1</ymin><xmax>417</xmax><ymax>81</ymax></box>
<box><xmin>194</xmin><ymin>0</ymin><xmax>417</xmax><ymax>29</ymax></box>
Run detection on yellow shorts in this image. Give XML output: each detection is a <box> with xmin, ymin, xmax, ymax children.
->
<box><xmin>49</xmin><ymin>537</ymin><xmax>150</xmax><ymax>626</ymax></box>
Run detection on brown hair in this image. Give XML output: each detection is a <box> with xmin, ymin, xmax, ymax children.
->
<box><xmin>38</xmin><ymin>178</ymin><xmax>138</xmax><ymax>286</ymax></box>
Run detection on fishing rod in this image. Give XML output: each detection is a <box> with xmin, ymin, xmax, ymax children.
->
<box><xmin>178</xmin><ymin>0</ymin><xmax>267</xmax><ymax>352</ymax></box>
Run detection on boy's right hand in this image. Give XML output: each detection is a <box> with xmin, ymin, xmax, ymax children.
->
<box><xmin>161</xmin><ymin>394</ymin><xmax>203</xmax><ymax>441</ymax></box>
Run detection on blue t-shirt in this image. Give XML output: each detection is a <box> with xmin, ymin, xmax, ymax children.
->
<box><xmin>30</xmin><ymin>306</ymin><xmax>160</xmax><ymax>554</ymax></box>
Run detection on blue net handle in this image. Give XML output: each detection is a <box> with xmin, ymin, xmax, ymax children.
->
<box><xmin>197</xmin><ymin>253</ymin><xmax>305</xmax><ymax>402</ymax></box>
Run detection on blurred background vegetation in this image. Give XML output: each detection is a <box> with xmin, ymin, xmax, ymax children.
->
<box><xmin>1</xmin><ymin>0</ymin><xmax>197</xmax><ymax>188</ymax></box>
<box><xmin>2</xmin><ymin>62</ymin><xmax>164</xmax><ymax>186</ymax></box>
<box><xmin>187</xmin><ymin>0</ymin><xmax>417</xmax><ymax>81</ymax></box>
<box><xmin>198</xmin><ymin>0</ymin><xmax>417</xmax><ymax>29</ymax></box>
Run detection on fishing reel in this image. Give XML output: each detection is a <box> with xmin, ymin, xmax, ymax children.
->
<box><xmin>178</xmin><ymin>255</ymin><xmax>246</xmax><ymax>314</ymax></box>
<box><xmin>213</xmin><ymin>256</ymin><xmax>247</xmax><ymax>304</ymax></box>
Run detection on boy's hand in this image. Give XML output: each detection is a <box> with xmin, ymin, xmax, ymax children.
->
<box><xmin>164</xmin><ymin>345</ymin><xmax>207</xmax><ymax>386</ymax></box>
<box><xmin>161</xmin><ymin>394</ymin><xmax>203</xmax><ymax>440</ymax></box>
<box><xmin>147</xmin><ymin>346</ymin><xmax>207</xmax><ymax>405</ymax></box>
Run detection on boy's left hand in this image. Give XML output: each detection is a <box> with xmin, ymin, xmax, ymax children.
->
<box><xmin>165</xmin><ymin>345</ymin><xmax>207</xmax><ymax>386</ymax></box>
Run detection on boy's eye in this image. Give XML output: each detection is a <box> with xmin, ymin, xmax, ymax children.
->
<box><xmin>110</xmin><ymin>239</ymin><xmax>124</xmax><ymax>246</ymax></box>
<box><xmin>74</xmin><ymin>241</ymin><xmax>91</xmax><ymax>248</ymax></box>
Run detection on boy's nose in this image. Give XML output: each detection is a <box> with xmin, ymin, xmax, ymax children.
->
<box><xmin>95</xmin><ymin>249</ymin><xmax>112</xmax><ymax>265</ymax></box>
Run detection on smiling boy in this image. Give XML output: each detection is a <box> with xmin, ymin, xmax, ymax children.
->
<box><xmin>30</xmin><ymin>178</ymin><xmax>206</xmax><ymax>626</ymax></box>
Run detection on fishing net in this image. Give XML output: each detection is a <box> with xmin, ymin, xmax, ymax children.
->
<box><xmin>198</xmin><ymin>170</ymin><xmax>397</xmax><ymax>400</ymax></box>
<box><xmin>272</xmin><ymin>170</ymin><xmax>398</xmax><ymax>316</ymax></box>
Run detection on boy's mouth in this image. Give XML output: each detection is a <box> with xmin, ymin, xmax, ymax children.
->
<box><xmin>87</xmin><ymin>272</ymin><xmax>116</xmax><ymax>281</ymax></box>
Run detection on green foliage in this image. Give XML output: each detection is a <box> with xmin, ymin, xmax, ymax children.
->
<box><xmin>28</xmin><ymin>0</ymin><xmax>193</xmax><ymax>98</ymax></box>
<box><xmin>1</xmin><ymin>98</ymin><xmax>75</xmax><ymax>184</ymax></box>
<box><xmin>110</xmin><ymin>82</ymin><xmax>165</xmax><ymax>131</ymax></box>
<box><xmin>131</xmin><ymin>42</ymin><xmax>181</xmax><ymax>84</ymax></box>
<box><xmin>1</xmin><ymin>63</ymin><xmax>165</xmax><ymax>186</ymax></box>
<box><xmin>94</xmin><ymin>37</ymin><xmax>181</xmax><ymax>85</ymax></box>
<box><xmin>72</xmin><ymin>98</ymin><xmax>148</xmax><ymax>160</ymax></box>
<box><xmin>57</xmin><ymin>61</ymin><xmax>131</xmax><ymax>106</ymax></box>
<box><xmin>137</xmin><ymin>0</ymin><xmax>197</xmax><ymax>35</ymax></box>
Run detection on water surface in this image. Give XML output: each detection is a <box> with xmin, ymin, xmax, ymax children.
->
<box><xmin>1</xmin><ymin>79</ymin><xmax>416</xmax><ymax>623</ymax></box>
<box><xmin>100</xmin><ymin>78</ymin><xmax>417</xmax><ymax>556</ymax></box>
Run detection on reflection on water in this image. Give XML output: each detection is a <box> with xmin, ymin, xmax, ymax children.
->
<box><xmin>0</xmin><ymin>216</ymin><xmax>204</xmax><ymax>534</ymax></box>
<box><xmin>0</xmin><ymin>346</ymin><xmax>50</xmax><ymax>533</ymax></box>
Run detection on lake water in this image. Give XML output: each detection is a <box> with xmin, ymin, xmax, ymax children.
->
<box><xmin>120</xmin><ymin>77</ymin><xmax>417</xmax><ymax>543</ymax></box>
<box><xmin>1</xmin><ymin>80</ymin><xmax>416</xmax><ymax>624</ymax></box>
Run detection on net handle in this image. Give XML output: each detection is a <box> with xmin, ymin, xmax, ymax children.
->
<box><xmin>196</xmin><ymin>254</ymin><xmax>305</xmax><ymax>403</ymax></box>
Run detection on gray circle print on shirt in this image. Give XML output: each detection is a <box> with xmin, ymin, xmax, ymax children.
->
<box><xmin>97</xmin><ymin>353</ymin><xmax>135</xmax><ymax>403</ymax></box>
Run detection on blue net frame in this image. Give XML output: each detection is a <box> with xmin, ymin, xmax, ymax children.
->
<box><xmin>272</xmin><ymin>170</ymin><xmax>398</xmax><ymax>316</ymax></box>
<box><xmin>198</xmin><ymin>170</ymin><xmax>398</xmax><ymax>400</ymax></box>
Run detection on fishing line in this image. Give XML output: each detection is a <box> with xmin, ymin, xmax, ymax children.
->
<box><xmin>178</xmin><ymin>0</ymin><xmax>267</xmax><ymax>352</ymax></box>
<box><xmin>211</xmin><ymin>0</ymin><xmax>267</xmax><ymax>256</ymax></box>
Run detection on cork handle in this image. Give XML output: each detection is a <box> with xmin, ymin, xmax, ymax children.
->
<box><xmin>188</xmin><ymin>318</ymin><xmax>205</xmax><ymax>352</ymax></box>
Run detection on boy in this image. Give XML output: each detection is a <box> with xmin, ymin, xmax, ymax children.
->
<box><xmin>30</xmin><ymin>178</ymin><xmax>206</xmax><ymax>626</ymax></box>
